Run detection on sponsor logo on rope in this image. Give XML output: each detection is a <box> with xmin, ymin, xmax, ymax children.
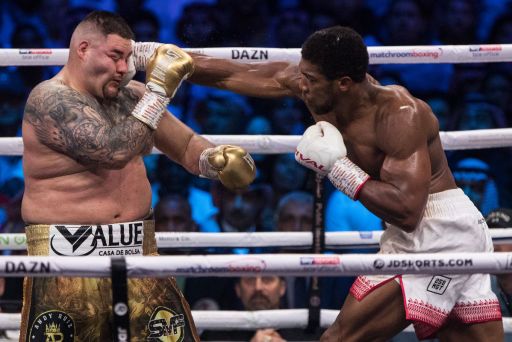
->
<box><xmin>18</xmin><ymin>49</ymin><xmax>53</xmax><ymax>55</ymax></box>
<box><xmin>373</xmin><ymin>258</ymin><xmax>474</xmax><ymax>269</ymax></box>
<box><xmin>176</xmin><ymin>257</ymin><xmax>267</xmax><ymax>274</ymax></box>
<box><xmin>427</xmin><ymin>275</ymin><xmax>451</xmax><ymax>295</ymax></box>
<box><xmin>359</xmin><ymin>231</ymin><xmax>373</xmax><ymax>239</ymax></box>
<box><xmin>4</xmin><ymin>261</ymin><xmax>50</xmax><ymax>274</ymax></box>
<box><xmin>29</xmin><ymin>310</ymin><xmax>75</xmax><ymax>342</ymax></box>
<box><xmin>48</xmin><ymin>222</ymin><xmax>144</xmax><ymax>256</ymax></box>
<box><xmin>300</xmin><ymin>256</ymin><xmax>340</xmax><ymax>265</ymax></box>
<box><xmin>468</xmin><ymin>45</ymin><xmax>502</xmax><ymax>58</ymax></box>
<box><xmin>147</xmin><ymin>306</ymin><xmax>185</xmax><ymax>341</ymax></box>
<box><xmin>231</xmin><ymin>49</ymin><xmax>269</xmax><ymax>60</ymax></box>
<box><xmin>0</xmin><ymin>234</ymin><xmax>26</xmax><ymax>246</ymax></box>
<box><xmin>369</xmin><ymin>48</ymin><xmax>443</xmax><ymax>60</ymax></box>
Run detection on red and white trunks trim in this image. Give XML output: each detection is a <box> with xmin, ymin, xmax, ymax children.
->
<box><xmin>350</xmin><ymin>276</ymin><xmax>502</xmax><ymax>340</ymax></box>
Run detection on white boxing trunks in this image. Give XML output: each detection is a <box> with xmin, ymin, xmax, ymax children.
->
<box><xmin>350</xmin><ymin>188</ymin><xmax>502</xmax><ymax>339</ymax></box>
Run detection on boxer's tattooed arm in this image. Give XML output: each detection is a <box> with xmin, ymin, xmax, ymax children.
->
<box><xmin>24</xmin><ymin>83</ymin><xmax>154</xmax><ymax>168</ymax></box>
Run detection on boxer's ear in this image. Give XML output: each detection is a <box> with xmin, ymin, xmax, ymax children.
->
<box><xmin>77</xmin><ymin>40</ymin><xmax>90</xmax><ymax>59</ymax></box>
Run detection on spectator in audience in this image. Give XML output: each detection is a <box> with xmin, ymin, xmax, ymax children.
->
<box><xmin>270</xmin><ymin>153</ymin><xmax>310</xmax><ymax>209</ymax></box>
<box><xmin>10</xmin><ymin>22</ymin><xmax>50</xmax><ymax>88</ymax></box>
<box><xmin>216</xmin><ymin>0</ymin><xmax>271</xmax><ymax>46</ymax></box>
<box><xmin>155</xmin><ymin>194</ymin><xmax>198</xmax><ymax>233</ymax></box>
<box><xmin>487</xmin><ymin>11</ymin><xmax>512</xmax><ymax>44</ymax></box>
<box><xmin>211</xmin><ymin>180</ymin><xmax>271</xmax><ymax>234</ymax></box>
<box><xmin>0</xmin><ymin>69</ymin><xmax>26</xmax><ymax>138</ymax></box>
<box><xmin>200</xmin><ymin>276</ymin><xmax>324</xmax><ymax>341</ymax></box>
<box><xmin>156</xmin><ymin>156</ymin><xmax>218</xmax><ymax>232</ymax></box>
<box><xmin>38</xmin><ymin>0</ymin><xmax>69</xmax><ymax>48</ymax></box>
<box><xmin>276</xmin><ymin>191</ymin><xmax>354</xmax><ymax>310</ymax></box>
<box><xmin>367</xmin><ymin>0</ymin><xmax>452</xmax><ymax>95</ymax></box>
<box><xmin>0</xmin><ymin>178</ymin><xmax>25</xmax><ymax>235</ymax></box>
<box><xmin>424</xmin><ymin>91</ymin><xmax>453</xmax><ymax>132</ymax></box>
<box><xmin>271</xmin><ymin>98</ymin><xmax>309</xmax><ymax>136</ymax></box>
<box><xmin>435</xmin><ymin>0</ymin><xmax>481</xmax><ymax>45</ymax></box>
<box><xmin>272</xmin><ymin>6</ymin><xmax>312</xmax><ymax>48</ymax></box>
<box><xmin>302</xmin><ymin>0</ymin><xmax>377</xmax><ymax>38</ymax></box>
<box><xmin>482</xmin><ymin>69</ymin><xmax>512</xmax><ymax>124</ymax></box>
<box><xmin>453</xmin><ymin>157</ymin><xmax>499</xmax><ymax>217</ymax></box>
<box><xmin>176</xmin><ymin>2</ymin><xmax>223</xmax><ymax>47</ymax></box>
<box><xmin>487</xmin><ymin>208</ymin><xmax>512</xmax><ymax>317</ymax></box>
<box><xmin>275</xmin><ymin>191</ymin><xmax>313</xmax><ymax>233</ymax></box>
<box><xmin>451</xmin><ymin>92</ymin><xmax>507</xmax><ymax>131</ymax></box>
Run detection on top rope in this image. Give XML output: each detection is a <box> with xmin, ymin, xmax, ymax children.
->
<box><xmin>1</xmin><ymin>44</ymin><xmax>511</xmax><ymax>66</ymax></box>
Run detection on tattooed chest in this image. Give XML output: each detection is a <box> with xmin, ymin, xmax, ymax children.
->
<box><xmin>96</xmin><ymin>95</ymin><xmax>138</xmax><ymax>125</ymax></box>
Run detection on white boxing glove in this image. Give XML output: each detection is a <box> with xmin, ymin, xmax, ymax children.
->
<box><xmin>295</xmin><ymin>121</ymin><xmax>370</xmax><ymax>200</ymax></box>
<box><xmin>295</xmin><ymin>121</ymin><xmax>346</xmax><ymax>176</ymax></box>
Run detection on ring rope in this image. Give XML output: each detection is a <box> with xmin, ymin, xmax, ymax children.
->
<box><xmin>0</xmin><ymin>253</ymin><xmax>510</xmax><ymax>277</ymax></box>
<box><xmin>2</xmin><ymin>230</ymin><xmax>512</xmax><ymax>250</ymax></box>
<box><xmin>1</xmin><ymin>128</ymin><xmax>512</xmax><ymax>156</ymax></box>
<box><xmin>1</xmin><ymin>310</ymin><xmax>512</xmax><ymax>333</ymax></box>
<box><xmin>1</xmin><ymin>44</ymin><xmax>511</xmax><ymax>66</ymax></box>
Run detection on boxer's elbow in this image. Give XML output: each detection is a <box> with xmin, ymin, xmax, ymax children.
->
<box><xmin>394</xmin><ymin>205</ymin><xmax>422</xmax><ymax>233</ymax></box>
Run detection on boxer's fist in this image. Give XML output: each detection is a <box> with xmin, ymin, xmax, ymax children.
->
<box><xmin>199</xmin><ymin>145</ymin><xmax>256</xmax><ymax>190</ymax></box>
<box><xmin>145</xmin><ymin>44</ymin><xmax>195</xmax><ymax>99</ymax></box>
<box><xmin>295</xmin><ymin>121</ymin><xmax>346</xmax><ymax>176</ymax></box>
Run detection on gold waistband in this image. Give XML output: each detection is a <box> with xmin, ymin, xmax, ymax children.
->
<box><xmin>25</xmin><ymin>220</ymin><xmax>156</xmax><ymax>256</ymax></box>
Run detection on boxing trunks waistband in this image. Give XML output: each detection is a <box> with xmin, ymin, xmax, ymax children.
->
<box><xmin>25</xmin><ymin>219</ymin><xmax>157</xmax><ymax>257</ymax></box>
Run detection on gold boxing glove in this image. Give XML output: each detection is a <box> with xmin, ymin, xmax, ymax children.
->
<box><xmin>131</xmin><ymin>44</ymin><xmax>194</xmax><ymax>129</ymax></box>
<box><xmin>199</xmin><ymin>145</ymin><xmax>256</xmax><ymax>190</ymax></box>
<box><xmin>145</xmin><ymin>44</ymin><xmax>195</xmax><ymax>99</ymax></box>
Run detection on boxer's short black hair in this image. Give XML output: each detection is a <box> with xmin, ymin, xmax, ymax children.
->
<box><xmin>81</xmin><ymin>10</ymin><xmax>134</xmax><ymax>40</ymax></box>
<box><xmin>301</xmin><ymin>26</ymin><xmax>368</xmax><ymax>82</ymax></box>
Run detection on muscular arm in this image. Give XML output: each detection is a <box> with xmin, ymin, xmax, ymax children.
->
<box><xmin>358</xmin><ymin>106</ymin><xmax>431</xmax><ymax>231</ymax></box>
<box><xmin>189</xmin><ymin>54</ymin><xmax>301</xmax><ymax>98</ymax></box>
<box><xmin>154</xmin><ymin>111</ymin><xmax>213</xmax><ymax>175</ymax></box>
<box><xmin>24</xmin><ymin>82</ymin><xmax>153</xmax><ymax>169</ymax></box>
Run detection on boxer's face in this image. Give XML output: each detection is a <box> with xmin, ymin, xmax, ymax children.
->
<box><xmin>298</xmin><ymin>59</ymin><xmax>336</xmax><ymax>115</ymax></box>
<box><xmin>83</xmin><ymin>34</ymin><xmax>131</xmax><ymax>99</ymax></box>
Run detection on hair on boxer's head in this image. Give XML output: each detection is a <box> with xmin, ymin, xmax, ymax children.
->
<box><xmin>301</xmin><ymin>26</ymin><xmax>368</xmax><ymax>82</ymax></box>
<box><xmin>76</xmin><ymin>10</ymin><xmax>134</xmax><ymax>40</ymax></box>
<box><xmin>486</xmin><ymin>208</ymin><xmax>512</xmax><ymax>229</ymax></box>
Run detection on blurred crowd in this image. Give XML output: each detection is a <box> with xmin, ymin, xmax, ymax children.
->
<box><xmin>1</xmin><ymin>0</ymin><xmax>512</xmax><ymax>328</ymax></box>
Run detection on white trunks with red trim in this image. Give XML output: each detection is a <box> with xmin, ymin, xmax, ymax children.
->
<box><xmin>350</xmin><ymin>188</ymin><xmax>501</xmax><ymax>340</ymax></box>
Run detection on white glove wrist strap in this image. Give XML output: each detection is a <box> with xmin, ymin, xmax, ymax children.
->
<box><xmin>133</xmin><ymin>42</ymin><xmax>164</xmax><ymax>71</ymax></box>
<box><xmin>199</xmin><ymin>147</ymin><xmax>220</xmax><ymax>179</ymax></box>
<box><xmin>328</xmin><ymin>157</ymin><xmax>370</xmax><ymax>200</ymax></box>
<box><xmin>131</xmin><ymin>91</ymin><xmax>169</xmax><ymax>130</ymax></box>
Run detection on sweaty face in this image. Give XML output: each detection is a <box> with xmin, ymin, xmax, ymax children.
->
<box><xmin>236</xmin><ymin>276</ymin><xmax>285</xmax><ymax>310</ymax></box>
<box><xmin>84</xmin><ymin>34</ymin><xmax>131</xmax><ymax>99</ymax></box>
<box><xmin>298</xmin><ymin>59</ymin><xmax>336</xmax><ymax>115</ymax></box>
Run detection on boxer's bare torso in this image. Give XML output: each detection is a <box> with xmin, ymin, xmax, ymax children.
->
<box><xmin>191</xmin><ymin>56</ymin><xmax>457</xmax><ymax>229</ymax></box>
<box><xmin>22</xmin><ymin>77</ymin><xmax>151</xmax><ymax>224</ymax></box>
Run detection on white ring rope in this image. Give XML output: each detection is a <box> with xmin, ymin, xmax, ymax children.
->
<box><xmin>2</xmin><ymin>230</ymin><xmax>512</xmax><ymax>251</ymax></box>
<box><xmin>1</xmin><ymin>311</ymin><xmax>512</xmax><ymax>333</ymax></box>
<box><xmin>1</xmin><ymin>44</ymin><xmax>511</xmax><ymax>66</ymax></box>
<box><xmin>0</xmin><ymin>252</ymin><xmax>510</xmax><ymax>277</ymax></box>
<box><xmin>1</xmin><ymin>128</ymin><xmax>512</xmax><ymax>156</ymax></box>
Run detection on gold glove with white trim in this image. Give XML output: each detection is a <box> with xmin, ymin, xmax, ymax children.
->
<box><xmin>199</xmin><ymin>145</ymin><xmax>257</xmax><ymax>190</ymax></box>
